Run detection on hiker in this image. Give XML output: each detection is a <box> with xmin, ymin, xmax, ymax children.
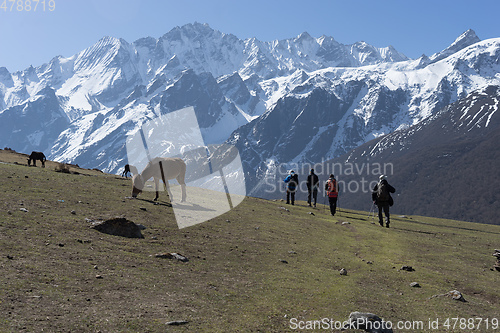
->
<box><xmin>284</xmin><ymin>170</ymin><xmax>299</xmax><ymax>205</ymax></box>
<box><xmin>325</xmin><ymin>174</ymin><xmax>338</xmax><ymax>216</ymax></box>
<box><xmin>306</xmin><ymin>168</ymin><xmax>319</xmax><ymax>207</ymax></box>
<box><xmin>372</xmin><ymin>175</ymin><xmax>396</xmax><ymax>228</ymax></box>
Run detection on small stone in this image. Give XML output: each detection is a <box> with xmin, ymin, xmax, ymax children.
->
<box><xmin>342</xmin><ymin>221</ymin><xmax>350</xmax><ymax>225</ymax></box>
<box><xmin>400</xmin><ymin>265</ymin><xmax>415</xmax><ymax>272</ymax></box>
<box><xmin>448</xmin><ymin>290</ymin><xmax>466</xmax><ymax>302</ymax></box>
<box><xmin>166</xmin><ymin>320</ymin><xmax>188</xmax><ymax>326</ymax></box>
<box><xmin>71</xmin><ymin>210</ymin><xmax>76</xmax><ymax>215</ymax></box>
<box><xmin>140</xmin><ymin>207</ymin><xmax>147</xmax><ymax>211</ymax></box>
<box><xmin>95</xmin><ymin>275</ymin><xmax>103</xmax><ymax>279</ymax></box>
<box><xmin>410</xmin><ymin>282</ymin><xmax>421</xmax><ymax>288</ymax></box>
<box><xmin>171</xmin><ymin>253</ymin><xmax>189</xmax><ymax>262</ymax></box>
<box><xmin>279</xmin><ymin>259</ymin><xmax>288</xmax><ymax>264</ymax></box>
<box><xmin>340</xmin><ymin>268</ymin><xmax>347</xmax><ymax>275</ymax></box>
<box><xmin>19</xmin><ymin>208</ymin><xmax>28</xmax><ymax>213</ymax></box>
<box><xmin>308</xmin><ymin>212</ymin><xmax>315</xmax><ymax>216</ymax></box>
<box><xmin>366</xmin><ymin>261</ymin><xmax>373</xmax><ymax>265</ymax></box>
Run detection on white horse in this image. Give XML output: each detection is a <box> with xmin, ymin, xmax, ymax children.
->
<box><xmin>131</xmin><ymin>157</ymin><xmax>186</xmax><ymax>202</ymax></box>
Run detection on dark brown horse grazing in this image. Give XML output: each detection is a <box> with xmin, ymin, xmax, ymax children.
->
<box><xmin>27</xmin><ymin>151</ymin><xmax>46</xmax><ymax>167</ymax></box>
<box><xmin>131</xmin><ymin>157</ymin><xmax>186</xmax><ymax>202</ymax></box>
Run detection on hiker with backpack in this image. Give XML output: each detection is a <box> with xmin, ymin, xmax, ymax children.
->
<box><xmin>307</xmin><ymin>168</ymin><xmax>319</xmax><ymax>207</ymax></box>
<box><xmin>325</xmin><ymin>174</ymin><xmax>338</xmax><ymax>216</ymax></box>
<box><xmin>284</xmin><ymin>170</ymin><xmax>299</xmax><ymax>205</ymax></box>
<box><xmin>372</xmin><ymin>175</ymin><xmax>396</xmax><ymax>228</ymax></box>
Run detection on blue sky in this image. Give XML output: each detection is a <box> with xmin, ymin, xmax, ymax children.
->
<box><xmin>1</xmin><ymin>0</ymin><xmax>499</xmax><ymax>72</ymax></box>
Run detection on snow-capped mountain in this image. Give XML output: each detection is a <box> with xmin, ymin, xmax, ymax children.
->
<box><xmin>228</xmin><ymin>32</ymin><xmax>500</xmax><ymax>196</ymax></box>
<box><xmin>0</xmin><ymin>23</ymin><xmax>498</xmax><ymax>202</ymax></box>
<box><xmin>326</xmin><ymin>85</ymin><xmax>500</xmax><ymax>224</ymax></box>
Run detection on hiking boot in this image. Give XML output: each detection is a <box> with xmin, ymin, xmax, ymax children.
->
<box><xmin>379</xmin><ymin>221</ymin><xmax>384</xmax><ymax>227</ymax></box>
<box><xmin>386</xmin><ymin>223</ymin><xmax>390</xmax><ymax>228</ymax></box>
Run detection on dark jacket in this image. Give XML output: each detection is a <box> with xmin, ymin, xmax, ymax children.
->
<box><xmin>372</xmin><ymin>179</ymin><xmax>396</xmax><ymax>206</ymax></box>
<box><xmin>306</xmin><ymin>173</ymin><xmax>319</xmax><ymax>191</ymax></box>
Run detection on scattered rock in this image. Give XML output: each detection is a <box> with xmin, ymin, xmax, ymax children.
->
<box><xmin>308</xmin><ymin>212</ymin><xmax>315</xmax><ymax>216</ymax></box>
<box><xmin>166</xmin><ymin>320</ymin><xmax>189</xmax><ymax>326</ymax></box>
<box><xmin>399</xmin><ymin>265</ymin><xmax>415</xmax><ymax>272</ymax></box>
<box><xmin>410</xmin><ymin>282</ymin><xmax>421</xmax><ymax>288</ymax></box>
<box><xmin>19</xmin><ymin>208</ymin><xmax>28</xmax><ymax>213</ymax></box>
<box><xmin>140</xmin><ymin>207</ymin><xmax>147</xmax><ymax>211</ymax></box>
<box><xmin>6</xmin><ymin>255</ymin><xmax>14</xmax><ymax>260</ymax></box>
<box><xmin>279</xmin><ymin>259</ymin><xmax>289</xmax><ymax>264</ymax></box>
<box><xmin>288</xmin><ymin>250</ymin><xmax>297</xmax><ymax>255</ymax></box>
<box><xmin>155</xmin><ymin>253</ymin><xmax>189</xmax><ymax>262</ymax></box>
<box><xmin>90</xmin><ymin>218</ymin><xmax>144</xmax><ymax>238</ymax></box>
<box><xmin>340</xmin><ymin>268</ymin><xmax>347</xmax><ymax>276</ymax></box>
<box><xmin>448</xmin><ymin>290</ymin><xmax>466</xmax><ymax>302</ymax></box>
<box><xmin>342</xmin><ymin>312</ymin><xmax>393</xmax><ymax>333</ymax></box>
<box><xmin>171</xmin><ymin>253</ymin><xmax>188</xmax><ymax>262</ymax></box>
<box><xmin>95</xmin><ymin>275</ymin><xmax>103</xmax><ymax>279</ymax></box>
<box><xmin>342</xmin><ymin>221</ymin><xmax>350</xmax><ymax>225</ymax></box>
<box><xmin>366</xmin><ymin>261</ymin><xmax>373</xmax><ymax>265</ymax></box>
<box><xmin>493</xmin><ymin>249</ymin><xmax>500</xmax><ymax>271</ymax></box>
<box><xmin>278</xmin><ymin>206</ymin><xmax>290</xmax><ymax>212</ymax></box>
<box><xmin>71</xmin><ymin>210</ymin><xmax>76</xmax><ymax>215</ymax></box>
<box><xmin>430</xmin><ymin>290</ymin><xmax>467</xmax><ymax>302</ymax></box>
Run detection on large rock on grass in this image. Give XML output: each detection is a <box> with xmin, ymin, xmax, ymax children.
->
<box><xmin>91</xmin><ymin>218</ymin><xmax>144</xmax><ymax>238</ymax></box>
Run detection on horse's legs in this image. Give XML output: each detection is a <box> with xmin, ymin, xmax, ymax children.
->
<box><xmin>176</xmin><ymin>175</ymin><xmax>187</xmax><ymax>202</ymax></box>
<box><xmin>41</xmin><ymin>159</ymin><xmax>45</xmax><ymax>168</ymax></box>
<box><xmin>164</xmin><ymin>181</ymin><xmax>173</xmax><ymax>201</ymax></box>
<box><xmin>153</xmin><ymin>177</ymin><xmax>160</xmax><ymax>201</ymax></box>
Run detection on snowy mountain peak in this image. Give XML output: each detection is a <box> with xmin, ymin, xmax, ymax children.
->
<box><xmin>430</xmin><ymin>29</ymin><xmax>481</xmax><ymax>63</ymax></box>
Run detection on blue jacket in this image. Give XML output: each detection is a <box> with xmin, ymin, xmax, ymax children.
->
<box><xmin>284</xmin><ymin>174</ymin><xmax>298</xmax><ymax>190</ymax></box>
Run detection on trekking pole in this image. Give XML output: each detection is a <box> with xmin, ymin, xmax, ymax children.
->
<box><xmin>369</xmin><ymin>202</ymin><xmax>375</xmax><ymax>223</ymax></box>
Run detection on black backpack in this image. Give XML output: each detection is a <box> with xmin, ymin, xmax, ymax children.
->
<box><xmin>377</xmin><ymin>181</ymin><xmax>390</xmax><ymax>201</ymax></box>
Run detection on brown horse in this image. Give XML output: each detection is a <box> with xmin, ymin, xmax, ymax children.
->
<box><xmin>27</xmin><ymin>151</ymin><xmax>46</xmax><ymax>167</ymax></box>
<box><xmin>131</xmin><ymin>157</ymin><xmax>186</xmax><ymax>202</ymax></box>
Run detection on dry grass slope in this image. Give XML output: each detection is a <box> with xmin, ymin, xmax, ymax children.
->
<box><xmin>0</xmin><ymin>149</ymin><xmax>499</xmax><ymax>332</ymax></box>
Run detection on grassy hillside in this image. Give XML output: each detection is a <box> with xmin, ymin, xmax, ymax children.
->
<box><xmin>0</xmin><ymin>149</ymin><xmax>499</xmax><ymax>332</ymax></box>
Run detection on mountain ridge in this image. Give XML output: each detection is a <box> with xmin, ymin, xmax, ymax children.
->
<box><xmin>0</xmin><ymin>24</ymin><xmax>498</xmax><ymax>213</ymax></box>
